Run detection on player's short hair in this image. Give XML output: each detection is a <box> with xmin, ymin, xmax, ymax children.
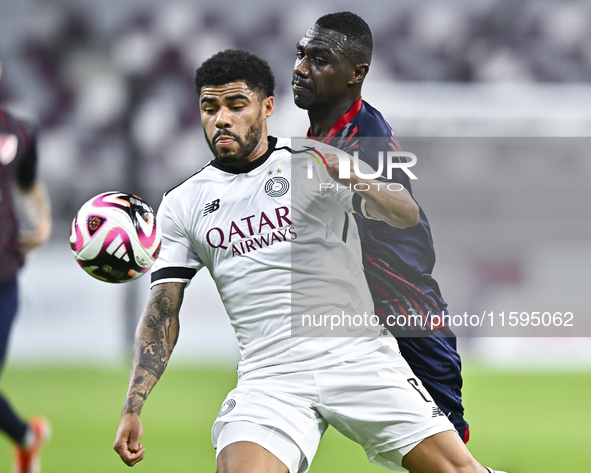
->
<box><xmin>315</xmin><ymin>12</ymin><xmax>373</xmax><ymax>65</ymax></box>
<box><xmin>194</xmin><ymin>49</ymin><xmax>275</xmax><ymax>98</ymax></box>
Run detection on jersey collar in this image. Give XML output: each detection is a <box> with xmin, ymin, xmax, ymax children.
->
<box><xmin>306</xmin><ymin>97</ymin><xmax>363</xmax><ymax>139</ymax></box>
<box><xmin>211</xmin><ymin>136</ymin><xmax>278</xmax><ymax>174</ymax></box>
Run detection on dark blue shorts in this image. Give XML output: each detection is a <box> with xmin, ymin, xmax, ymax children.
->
<box><xmin>396</xmin><ymin>327</ymin><xmax>469</xmax><ymax>443</ymax></box>
<box><xmin>0</xmin><ymin>279</ymin><xmax>19</xmax><ymax>371</ymax></box>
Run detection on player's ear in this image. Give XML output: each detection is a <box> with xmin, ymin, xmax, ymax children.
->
<box><xmin>348</xmin><ymin>64</ymin><xmax>369</xmax><ymax>85</ymax></box>
<box><xmin>262</xmin><ymin>95</ymin><xmax>274</xmax><ymax>119</ymax></box>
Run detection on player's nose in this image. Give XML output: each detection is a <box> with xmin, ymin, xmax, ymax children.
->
<box><xmin>215</xmin><ymin>106</ymin><xmax>232</xmax><ymax>128</ymax></box>
<box><xmin>293</xmin><ymin>57</ymin><xmax>309</xmax><ymax>78</ymax></box>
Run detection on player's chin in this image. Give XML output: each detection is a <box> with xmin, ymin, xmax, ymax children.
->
<box><xmin>216</xmin><ymin>143</ymin><xmax>240</xmax><ymax>157</ymax></box>
<box><xmin>292</xmin><ymin>90</ymin><xmax>313</xmax><ymax>109</ymax></box>
<box><xmin>217</xmin><ymin>150</ymin><xmax>246</xmax><ymax>165</ymax></box>
<box><xmin>293</xmin><ymin>94</ymin><xmax>310</xmax><ymax>110</ymax></box>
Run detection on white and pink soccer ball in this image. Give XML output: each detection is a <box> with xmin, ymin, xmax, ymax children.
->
<box><xmin>70</xmin><ymin>192</ymin><xmax>162</xmax><ymax>283</ymax></box>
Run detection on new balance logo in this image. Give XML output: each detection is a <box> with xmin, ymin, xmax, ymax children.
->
<box><xmin>203</xmin><ymin>199</ymin><xmax>220</xmax><ymax>216</ymax></box>
<box><xmin>432</xmin><ymin>407</ymin><xmax>445</xmax><ymax>418</ymax></box>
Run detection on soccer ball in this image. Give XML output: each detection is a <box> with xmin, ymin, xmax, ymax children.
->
<box><xmin>70</xmin><ymin>192</ymin><xmax>162</xmax><ymax>283</ymax></box>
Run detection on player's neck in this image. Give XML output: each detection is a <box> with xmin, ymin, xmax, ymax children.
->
<box><xmin>243</xmin><ymin>136</ymin><xmax>270</xmax><ymax>165</ymax></box>
<box><xmin>307</xmin><ymin>97</ymin><xmax>359</xmax><ymax>138</ymax></box>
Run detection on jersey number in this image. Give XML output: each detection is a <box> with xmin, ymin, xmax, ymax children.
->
<box><xmin>407</xmin><ymin>378</ymin><xmax>432</xmax><ymax>403</ymax></box>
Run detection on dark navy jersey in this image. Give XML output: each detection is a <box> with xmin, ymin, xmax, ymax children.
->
<box><xmin>308</xmin><ymin>98</ymin><xmax>447</xmax><ymax>326</ymax></box>
<box><xmin>0</xmin><ymin>107</ymin><xmax>38</xmax><ymax>282</ymax></box>
<box><xmin>307</xmin><ymin>98</ymin><xmax>468</xmax><ymax>441</ymax></box>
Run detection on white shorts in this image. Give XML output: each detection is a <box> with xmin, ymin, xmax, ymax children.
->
<box><xmin>212</xmin><ymin>344</ymin><xmax>455</xmax><ymax>473</ymax></box>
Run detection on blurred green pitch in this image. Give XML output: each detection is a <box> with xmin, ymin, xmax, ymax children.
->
<box><xmin>0</xmin><ymin>363</ymin><xmax>589</xmax><ymax>472</ymax></box>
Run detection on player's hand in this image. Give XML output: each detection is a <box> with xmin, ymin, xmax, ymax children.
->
<box><xmin>113</xmin><ymin>413</ymin><xmax>145</xmax><ymax>466</ymax></box>
<box><xmin>17</xmin><ymin>181</ymin><xmax>52</xmax><ymax>256</ymax></box>
<box><xmin>325</xmin><ymin>152</ymin><xmax>355</xmax><ymax>186</ymax></box>
<box><xmin>19</xmin><ymin>231</ymin><xmax>48</xmax><ymax>255</ymax></box>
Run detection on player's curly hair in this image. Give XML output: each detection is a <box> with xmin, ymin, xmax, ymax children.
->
<box><xmin>315</xmin><ymin>11</ymin><xmax>373</xmax><ymax>65</ymax></box>
<box><xmin>194</xmin><ymin>49</ymin><xmax>275</xmax><ymax>98</ymax></box>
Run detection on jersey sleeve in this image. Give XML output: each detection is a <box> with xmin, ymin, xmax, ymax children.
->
<box><xmin>151</xmin><ymin>195</ymin><xmax>204</xmax><ymax>287</ymax></box>
<box><xmin>359</xmin><ymin>135</ymin><xmax>414</xmax><ymax>194</ymax></box>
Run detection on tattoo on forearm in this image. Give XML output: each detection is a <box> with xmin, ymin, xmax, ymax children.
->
<box><xmin>123</xmin><ymin>284</ymin><xmax>182</xmax><ymax>416</ymax></box>
<box><xmin>122</xmin><ymin>374</ymin><xmax>152</xmax><ymax>415</ymax></box>
<box><xmin>138</xmin><ymin>291</ymin><xmax>179</xmax><ymax>378</ymax></box>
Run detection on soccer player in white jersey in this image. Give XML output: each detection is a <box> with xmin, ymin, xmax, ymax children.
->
<box><xmin>113</xmin><ymin>49</ymin><xmax>500</xmax><ymax>473</ymax></box>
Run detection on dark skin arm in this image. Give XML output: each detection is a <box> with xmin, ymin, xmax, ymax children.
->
<box><xmin>325</xmin><ymin>153</ymin><xmax>420</xmax><ymax>229</ymax></box>
<box><xmin>113</xmin><ymin>282</ymin><xmax>185</xmax><ymax>466</ymax></box>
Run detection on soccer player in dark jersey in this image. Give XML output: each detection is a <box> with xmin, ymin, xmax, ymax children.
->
<box><xmin>0</xmin><ymin>57</ymin><xmax>52</xmax><ymax>473</ymax></box>
<box><xmin>293</xmin><ymin>12</ymin><xmax>471</xmax><ymax>443</ymax></box>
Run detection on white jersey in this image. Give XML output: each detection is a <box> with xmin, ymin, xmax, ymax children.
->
<box><xmin>152</xmin><ymin>136</ymin><xmax>394</xmax><ymax>374</ymax></box>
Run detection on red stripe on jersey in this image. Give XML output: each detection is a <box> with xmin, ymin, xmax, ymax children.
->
<box><xmin>306</xmin><ymin>97</ymin><xmax>363</xmax><ymax>139</ymax></box>
<box><xmin>389</xmin><ymin>130</ymin><xmax>403</xmax><ymax>152</ymax></box>
<box><xmin>372</xmin><ymin>285</ymin><xmax>412</xmax><ymax>325</ymax></box>
<box><xmin>344</xmin><ymin>125</ymin><xmax>359</xmax><ymax>147</ymax></box>
<box><xmin>365</xmin><ymin>253</ymin><xmax>443</xmax><ymax>330</ymax></box>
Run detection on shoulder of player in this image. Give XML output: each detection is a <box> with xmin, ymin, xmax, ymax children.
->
<box><xmin>164</xmin><ymin>161</ymin><xmax>220</xmax><ymax>195</ymax></box>
<box><xmin>267</xmin><ymin>136</ymin><xmax>322</xmax><ymax>166</ymax></box>
<box><xmin>157</xmin><ymin>166</ymin><xmax>217</xmax><ymax>229</ymax></box>
<box><xmin>272</xmin><ymin>136</ymin><xmax>291</xmax><ymax>151</ymax></box>
<box><xmin>284</xmin><ymin>137</ymin><xmax>345</xmax><ymax>158</ymax></box>
<box><xmin>159</xmin><ymin>161</ymin><xmax>221</xmax><ymax>219</ymax></box>
<box><xmin>357</xmin><ymin>100</ymin><xmax>393</xmax><ymax>138</ymax></box>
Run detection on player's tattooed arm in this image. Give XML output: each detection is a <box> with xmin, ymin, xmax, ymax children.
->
<box><xmin>121</xmin><ymin>282</ymin><xmax>185</xmax><ymax>416</ymax></box>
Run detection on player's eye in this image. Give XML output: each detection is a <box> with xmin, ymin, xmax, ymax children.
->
<box><xmin>314</xmin><ymin>57</ymin><xmax>327</xmax><ymax>65</ymax></box>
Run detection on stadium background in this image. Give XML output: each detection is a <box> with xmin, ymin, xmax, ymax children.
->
<box><xmin>1</xmin><ymin>0</ymin><xmax>590</xmax><ymax>471</ymax></box>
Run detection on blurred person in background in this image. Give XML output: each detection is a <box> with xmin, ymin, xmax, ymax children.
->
<box><xmin>293</xmin><ymin>12</ymin><xmax>469</xmax><ymax>443</ymax></box>
<box><xmin>0</xmin><ymin>54</ymin><xmax>52</xmax><ymax>473</ymax></box>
